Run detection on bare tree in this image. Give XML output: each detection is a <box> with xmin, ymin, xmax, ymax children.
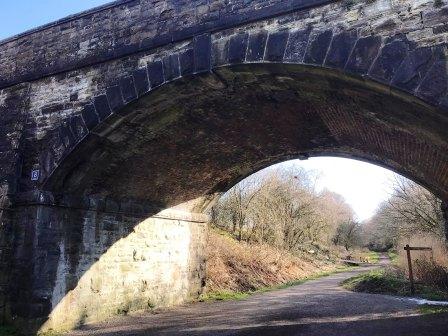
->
<box><xmin>387</xmin><ymin>177</ymin><xmax>444</xmax><ymax>238</ymax></box>
<box><xmin>213</xmin><ymin>181</ymin><xmax>261</xmax><ymax>241</ymax></box>
<box><xmin>211</xmin><ymin>167</ymin><xmax>357</xmax><ymax>253</ymax></box>
<box><xmin>333</xmin><ymin>220</ymin><xmax>362</xmax><ymax>251</ymax></box>
<box><xmin>364</xmin><ymin>176</ymin><xmax>445</xmax><ymax>249</ymax></box>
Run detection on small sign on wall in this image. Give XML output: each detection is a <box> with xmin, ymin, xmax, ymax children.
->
<box><xmin>31</xmin><ymin>169</ymin><xmax>40</xmax><ymax>181</ymax></box>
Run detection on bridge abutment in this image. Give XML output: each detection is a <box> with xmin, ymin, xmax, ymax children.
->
<box><xmin>0</xmin><ymin>202</ymin><xmax>14</xmax><ymax>327</ymax></box>
<box><xmin>2</xmin><ymin>194</ymin><xmax>208</xmax><ymax>335</ymax></box>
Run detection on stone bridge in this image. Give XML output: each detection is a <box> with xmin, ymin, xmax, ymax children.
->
<box><xmin>0</xmin><ymin>0</ymin><xmax>447</xmax><ymax>333</ymax></box>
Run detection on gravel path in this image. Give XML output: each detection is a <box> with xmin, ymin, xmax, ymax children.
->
<box><xmin>67</xmin><ymin>259</ymin><xmax>448</xmax><ymax>336</ymax></box>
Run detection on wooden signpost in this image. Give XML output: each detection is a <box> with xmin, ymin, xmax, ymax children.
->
<box><xmin>404</xmin><ymin>244</ymin><xmax>432</xmax><ymax>295</ymax></box>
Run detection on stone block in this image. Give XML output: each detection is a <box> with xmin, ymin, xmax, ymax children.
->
<box><xmin>228</xmin><ymin>33</ymin><xmax>249</xmax><ymax>64</ymax></box>
<box><xmin>370</xmin><ymin>36</ymin><xmax>411</xmax><ymax>83</ymax></box>
<box><xmin>180</xmin><ymin>49</ymin><xmax>194</xmax><ymax>75</ymax></box>
<box><xmin>246</xmin><ymin>31</ymin><xmax>268</xmax><ymax>62</ymax></box>
<box><xmin>284</xmin><ymin>28</ymin><xmax>311</xmax><ymax>63</ymax></box>
<box><xmin>93</xmin><ymin>95</ymin><xmax>112</xmax><ymax>121</ymax></box>
<box><xmin>133</xmin><ymin>68</ymin><xmax>150</xmax><ymax>97</ymax></box>
<box><xmin>80</xmin><ymin>104</ymin><xmax>99</xmax><ymax>131</ymax></box>
<box><xmin>119</xmin><ymin>76</ymin><xmax>137</xmax><ymax>103</ymax></box>
<box><xmin>392</xmin><ymin>47</ymin><xmax>433</xmax><ymax>91</ymax></box>
<box><xmin>162</xmin><ymin>54</ymin><xmax>180</xmax><ymax>81</ymax></box>
<box><xmin>106</xmin><ymin>85</ymin><xmax>125</xmax><ymax>112</ymax></box>
<box><xmin>265</xmin><ymin>30</ymin><xmax>289</xmax><ymax>62</ymax></box>
<box><xmin>147</xmin><ymin>61</ymin><xmax>165</xmax><ymax>88</ymax></box>
<box><xmin>325</xmin><ymin>30</ymin><xmax>358</xmax><ymax>69</ymax></box>
<box><xmin>304</xmin><ymin>30</ymin><xmax>333</xmax><ymax>66</ymax></box>
<box><xmin>193</xmin><ymin>34</ymin><xmax>211</xmax><ymax>73</ymax></box>
<box><xmin>68</xmin><ymin>115</ymin><xmax>88</xmax><ymax>141</ymax></box>
<box><xmin>345</xmin><ymin>35</ymin><xmax>382</xmax><ymax>75</ymax></box>
<box><xmin>417</xmin><ymin>59</ymin><xmax>448</xmax><ymax>104</ymax></box>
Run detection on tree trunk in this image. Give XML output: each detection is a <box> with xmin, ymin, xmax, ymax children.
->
<box><xmin>232</xmin><ymin>215</ymin><xmax>237</xmax><ymax>234</ymax></box>
<box><xmin>442</xmin><ymin>201</ymin><xmax>448</xmax><ymax>242</ymax></box>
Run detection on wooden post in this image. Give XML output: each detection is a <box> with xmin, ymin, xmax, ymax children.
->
<box><xmin>404</xmin><ymin>244</ymin><xmax>415</xmax><ymax>295</ymax></box>
<box><xmin>403</xmin><ymin>245</ymin><xmax>432</xmax><ymax>295</ymax></box>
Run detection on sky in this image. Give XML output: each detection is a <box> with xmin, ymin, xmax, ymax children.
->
<box><xmin>0</xmin><ymin>1</ymin><xmax>112</xmax><ymax>41</ymax></box>
<box><xmin>285</xmin><ymin>157</ymin><xmax>397</xmax><ymax>222</ymax></box>
<box><xmin>0</xmin><ymin>3</ymin><xmax>399</xmax><ymax>221</ymax></box>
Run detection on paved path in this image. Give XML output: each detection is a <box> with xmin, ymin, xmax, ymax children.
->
<box><xmin>68</xmin><ymin>260</ymin><xmax>448</xmax><ymax>336</ymax></box>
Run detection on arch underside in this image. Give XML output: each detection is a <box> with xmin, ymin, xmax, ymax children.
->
<box><xmin>46</xmin><ymin>64</ymin><xmax>448</xmax><ymax>208</ymax></box>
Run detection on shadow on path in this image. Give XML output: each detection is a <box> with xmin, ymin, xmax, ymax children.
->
<box><xmin>67</xmin><ymin>262</ymin><xmax>448</xmax><ymax>336</ymax></box>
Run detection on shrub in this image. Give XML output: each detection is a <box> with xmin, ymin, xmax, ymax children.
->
<box><xmin>414</xmin><ymin>259</ymin><xmax>448</xmax><ymax>291</ymax></box>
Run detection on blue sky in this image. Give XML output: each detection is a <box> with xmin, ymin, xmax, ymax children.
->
<box><xmin>0</xmin><ymin>1</ymin><xmax>112</xmax><ymax>40</ymax></box>
<box><xmin>0</xmin><ymin>2</ymin><xmax>398</xmax><ymax>221</ymax></box>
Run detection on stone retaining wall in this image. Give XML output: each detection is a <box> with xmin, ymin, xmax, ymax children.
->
<box><xmin>8</xmin><ymin>204</ymin><xmax>207</xmax><ymax>334</ymax></box>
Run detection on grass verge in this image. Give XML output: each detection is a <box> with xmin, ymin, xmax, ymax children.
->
<box><xmin>366</xmin><ymin>251</ymin><xmax>380</xmax><ymax>263</ymax></box>
<box><xmin>38</xmin><ymin>331</ymin><xmax>64</xmax><ymax>336</ymax></box>
<box><xmin>419</xmin><ymin>305</ymin><xmax>448</xmax><ymax>315</ymax></box>
<box><xmin>199</xmin><ymin>265</ymin><xmax>356</xmax><ymax>302</ymax></box>
<box><xmin>0</xmin><ymin>324</ymin><xmax>64</xmax><ymax>336</ymax></box>
<box><xmin>387</xmin><ymin>250</ymin><xmax>399</xmax><ymax>265</ymax></box>
<box><xmin>342</xmin><ymin>268</ymin><xmax>448</xmax><ymax>301</ymax></box>
<box><xmin>198</xmin><ymin>290</ymin><xmax>250</xmax><ymax>301</ymax></box>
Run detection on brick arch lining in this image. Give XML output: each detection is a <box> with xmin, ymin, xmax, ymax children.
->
<box><xmin>40</xmin><ymin>61</ymin><xmax>448</xmax><ymax>207</ymax></box>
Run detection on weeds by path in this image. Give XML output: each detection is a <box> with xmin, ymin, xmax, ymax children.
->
<box><xmin>387</xmin><ymin>251</ymin><xmax>399</xmax><ymax>265</ymax></box>
<box><xmin>419</xmin><ymin>305</ymin><xmax>448</xmax><ymax>315</ymax></box>
<box><xmin>199</xmin><ymin>265</ymin><xmax>356</xmax><ymax>302</ymax></box>
<box><xmin>342</xmin><ymin>268</ymin><xmax>448</xmax><ymax>301</ymax></box>
<box><xmin>366</xmin><ymin>251</ymin><xmax>380</xmax><ymax>263</ymax></box>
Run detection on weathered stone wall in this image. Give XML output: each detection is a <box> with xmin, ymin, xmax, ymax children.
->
<box><xmin>8</xmin><ymin>203</ymin><xmax>207</xmax><ymax>334</ymax></box>
<box><xmin>442</xmin><ymin>201</ymin><xmax>448</xmax><ymax>241</ymax></box>
<box><xmin>0</xmin><ymin>83</ymin><xmax>30</xmax><ymax>325</ymax></box>
<box><xmin>0</xmin><ymin>0</ymin><xmax>444</xmax><ymax>198</ymax></box>
<box><xmin>0</xmin><ymin>0</ymin><xmax>337</xmax><ymax>89</ymax></box>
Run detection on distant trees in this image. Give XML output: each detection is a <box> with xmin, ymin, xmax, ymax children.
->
<box><xmin>333</xmin><ymin>220</ymin><xmax>362</xmax><ymax>251</ymax></box>
<box><xmin>212</xmin><ymin>169</ymin><xmax>447</xmax><ymax>255</ymax></box>
<box><xmin>364</xmin><ymin>176</ymin><xmax>446</xmax><ymax>250</ymax></box>
<box><xmin>387</xmin><ymin>177</ymin><xmax>443</xmax><ymax>237</ymax></box>
<box><xmin>210</xmin><ymin>167</ymin><xmax>358</xmax><ymax>253</ymax></box>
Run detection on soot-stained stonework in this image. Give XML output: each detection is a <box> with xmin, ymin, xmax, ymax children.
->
<box><xmin>0</xmin><ymin>0</ymin><xmax>448</xmax><ymax>334</ymax></box>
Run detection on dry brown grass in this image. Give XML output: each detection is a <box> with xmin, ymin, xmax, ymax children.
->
<box><xmin>396</xmin><ymin>234</ymin><xmax>448</xmax><ymax>291</ymax></box>
<box><xmin>205</xmin><ymin>228</ymin><xmax>340</xmax><ymax>293</ymax></box>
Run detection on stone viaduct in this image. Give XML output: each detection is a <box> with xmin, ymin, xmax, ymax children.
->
<box><xmin>0</xmin><ymin>0</ymin><xmax>447</xmax><ymax>333</ymax></box>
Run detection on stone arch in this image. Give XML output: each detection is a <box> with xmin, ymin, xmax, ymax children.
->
<box><xmin>26</xmin><ymin>4</ymin><xmax>448</xmax><ymax>207</ymax></box>
<box><xmin>40</xmin><ymin>55</ymin><xmax>448</xmax><ymax>207</ymax></box>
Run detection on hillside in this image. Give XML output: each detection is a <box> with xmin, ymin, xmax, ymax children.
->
<box><xmin>204</xmin><ymin>228</ymin><xmax>344</xmax><ymax>296</ymax></box>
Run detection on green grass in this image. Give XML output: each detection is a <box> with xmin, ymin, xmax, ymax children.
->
<box><xmin>342</xmin><ymin>269</ymin><xmax>448</xmax><ymax>301</ymax></box>
<box><xmin>387</xmin><ymin>250</ymin><xmax>399</xmax><ymax>265</ymax></box>
<box><xmin>366</xmin><ymin>251</ymin><xmax>380</xmax><ymax>263</ymax></box>
<box><xmin>419</xmin><ymin>305</ymin><xmax>448</xmax><ymax>315</ymax></box>
<box><xmin>37</xmin><ymin>331</ymin><xmax>65</xmax><ymax>336</ymax></box>
<box><xmin>0</xmin><ymin>324</ymin><xmax>65</xmax><ymax>336</ymax></box>
<box><xmin>0</xmin><ymin>325</ymin><xmax>18</xmax><ymax>336</ymax></box>
<box><xmin>198</xmin><ymin>290</ymin><xmax>250</xmax><ymax>301</ymax></box>
<box><xmin>199</xmin><ymin>265</ymin><xmax>356</xmax><ymax>302</ymax></box>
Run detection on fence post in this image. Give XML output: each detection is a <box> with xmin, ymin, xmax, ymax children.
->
<box><xmin>404</xmin><ymin>244</ymin><xmax>415</xmax><ymax>295</ymax></box>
